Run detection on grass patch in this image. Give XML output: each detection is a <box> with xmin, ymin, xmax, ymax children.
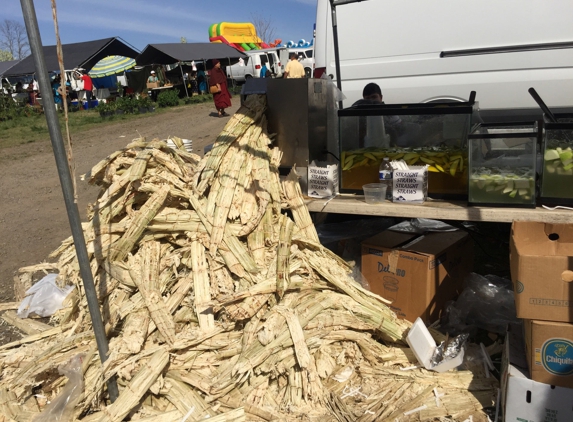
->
<box><xmin>0</xmin><ymin>99</ymin><xmax>212</xmax><ymax>150</ymax></box>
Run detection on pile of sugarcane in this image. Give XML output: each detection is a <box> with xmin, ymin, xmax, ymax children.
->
<box><xmin>0</xmin><ymin>95</ymin><xmax>497</xmax><ymax>421</ymax></box>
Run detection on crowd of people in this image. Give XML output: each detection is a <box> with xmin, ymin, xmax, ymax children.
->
<box><xmin>3</xmin><ymin>52</ymin><xmax>315</xmax><ymax>118</ymax></box>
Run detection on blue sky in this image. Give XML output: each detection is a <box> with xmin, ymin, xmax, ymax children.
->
<box><xmin>4</xmin><ymin>0</ymin><xmax>317</xmax><ymax>53</ymax></box>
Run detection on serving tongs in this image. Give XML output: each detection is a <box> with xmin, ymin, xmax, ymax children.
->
<box><xmin>528</xmin><ymin>87</ymin><xmax>557</xmax><ymax>123</ymax></box>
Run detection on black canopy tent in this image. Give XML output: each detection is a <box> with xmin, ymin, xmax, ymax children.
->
<box><xmin>0</xmin><ymin>60</ymin><xmax>20</xmax><ymax>77</ymax></box>
<box><xmin>136</xmin><ymin>43</ymin><xmax>247</xmax><ymax>97</ymax></box>
<box><xmin>136</xmin><ymin>43</ymin><xmax>246</xmax><ymax>66</ymax></box>
<box><xmin>4</xmin><ymin>37</ymin><xmax>139</xmax><ymax>76</ymax></box>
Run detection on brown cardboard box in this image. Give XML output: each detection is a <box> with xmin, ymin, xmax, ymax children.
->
<box><xmin>361</xmin><ymin>230</ymin><xmax>473</xmax><ymax>323</ymax></box>
<box><xmin>146</xmin><ymin>82</ymin><xmax>160</xmax><ymax>89</ymax></box>
<box><xmin>524</xmin><ymin>319</ymin><xmax>573</xmax><ymax>389</ymax></box>
<box><xmin>502</xmin><ymin>325</ymin><xmax>573</xmax><ymax>421</ymax></box>
<box><xmin>510</xmin><ymin>221</ymin><xmax>573</xmax><ymax>322</ymax></box>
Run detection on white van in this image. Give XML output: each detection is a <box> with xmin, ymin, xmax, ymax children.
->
<box><xmin>226</xmin><ymin>48</ymin><xmax>286</xmax><ymax>82</ymax></box>
<box><xmin>314</xmin><ymin>0</ymin><xmax>573</xmax><ymax>121</ymax></box>
<box><xmin>288</xmin><ymin>47</ymin><xmax>315</xmax><ymax>78</ymax></box>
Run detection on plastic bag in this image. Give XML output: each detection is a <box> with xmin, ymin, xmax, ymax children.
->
<box><xmin>17</xmin><ymin>274</ymin><xmax>74</xmax><ymax>318</ymax></box>
<box><xmin>440</xmin><ymin>273</ymin><xmax>519</xmax><ymax>335</ymax></box>
<box><xmin>388</xmin><ymin>218</ymin><xmax>458</xmax><ymax>234</ymax></box>
<box><xmin>33</xmin><ymin>354</ymin><xmax>84</xmax><ymax>422</ymax></box>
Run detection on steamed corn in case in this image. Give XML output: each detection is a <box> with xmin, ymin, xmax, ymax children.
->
<box><xmin>341</xmin><ymin>146</ymin><xmax>468</xmax><ymax>196</ymax></box>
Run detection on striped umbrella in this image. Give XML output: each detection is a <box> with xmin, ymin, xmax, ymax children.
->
<box><xmin>89</xmin><ymin>55</ymin><xmax>136</xmax><ymax>78</ymax></box>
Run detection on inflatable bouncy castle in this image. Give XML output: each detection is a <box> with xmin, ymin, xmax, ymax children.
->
<box><xmin>208</xmin><ymin>22</ymin><xmax>282</xmax><ymax>51</ymax></box>
<box><xmin>286</xmin><ymin>39</ymin><xmax>314</xmax><ymax>48</ymax></box>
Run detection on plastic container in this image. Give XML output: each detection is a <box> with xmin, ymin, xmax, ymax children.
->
<box><xmin>468</xmin><ymin>122</ymin><xmax>539</xmax><ymax>208</ymax></box>
<box><xmin>338</xmin><ymin>94</ymin><xmax>476</xmax><ymax>199</ymax></box>
<box><xmin>362</xmin><ymin>183</ymin><xmax>387</xmax><ymax>204</ymax></box>
<box><xmin>406</xmin><ymin>318</ymin><xmax>465</xmax><ymax>373</ymax></box>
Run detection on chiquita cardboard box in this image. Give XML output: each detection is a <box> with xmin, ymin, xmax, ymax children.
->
<box><xmin>524</xmin><ymin>319</ymin><xmax>573</xmax><ymax>389</ymax></box>
<box><xmin>361</xmin><ymin>229</ymin><xmax>473</xmax><ymax>323</ymax></box>
<box><xmin>502</xmin><ymin>326</ymin><xmax>573</xmax><ymax>422</ymax></box>
<box><xmin>510</xmin><ymin>221</ymin><xmax>573</xmax><ymax>322</ymax></box>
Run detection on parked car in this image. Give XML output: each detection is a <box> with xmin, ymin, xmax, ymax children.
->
<box><xmin>314</xmin><ymin>0</ymin><xmax>573</xmax><ymax>122</ymax></box>
<box><xmin>226</xmin><ymin>48</ymin><xmax>286</xmax><ymax>82</ymax></box>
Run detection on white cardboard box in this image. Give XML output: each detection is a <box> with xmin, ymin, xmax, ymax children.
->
<box><xmin>502</xmin><ymin>328</ymin><xmax>573</xmax><ymax>422</ymax></box>
<box><xmin>392</xmin><ymin>165</ymin><xmax>428</xmax><ymax>204</ymax></box>
<box><xmin>307</xmin><ymin>161</ymin><xmax>339</xmax><ymax>198</ymax></box>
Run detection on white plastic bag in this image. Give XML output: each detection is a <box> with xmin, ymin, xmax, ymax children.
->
<box><xmin>17</xmin><ymin>274</ymin><xmax>74</xmax><ymax>318</ymax></box>
<box><xmin>33</xmin><ymin>354</ymin><xmax>85</xmax><ymax>422</ymax></box>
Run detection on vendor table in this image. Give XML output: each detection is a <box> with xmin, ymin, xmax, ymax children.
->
<box><xmin>149</xmin><ymin>85</ymin><xmax>175</xmax><ymax>101</ymax></box>
<box><xmin>306</xmin><ymin>195</ymin><xmax>573</xmax><ymax>224</ymax></box>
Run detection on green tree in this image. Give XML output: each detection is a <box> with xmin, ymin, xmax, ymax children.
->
<box><xmin>180</xmin><ymin>37</ymin><xmax>187</xmax><ymax>43</ymax></box>
<box><xmin>0</xmin><ymin>49</ymin><xmax>13</xmax><ymax>62</ymax></box>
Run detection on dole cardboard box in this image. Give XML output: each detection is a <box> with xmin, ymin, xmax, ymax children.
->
<box><xmin>524</xmin><ymin>319</ymin><xmax>573</xmax><ymax>389</ymax></box>
<box><xmin>510</xmin><ymin>221</ymin><xmax>573</xmax><ymax>322</ymax></box>
<box><xmin>146</xmin><ymin>82</ymin><xmax>160</xmax><ymax>89</ymax></box>
<box><xmin>361</xmin><ymin>229</ymin><xmax>473</xmax><ymax>323</ymax></box>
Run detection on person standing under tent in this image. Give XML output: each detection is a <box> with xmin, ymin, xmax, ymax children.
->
<box><xmin>197</xmin><ymin>68</ymin><xmax>207</xmax><ymax>94</ymax></box>
<box><xmin>148</xmin><ymin>70</ymin><xmax>159</xmax><ymax>83</ymax></box>
<box><xmin>80</xmin><ymin>70</ymin><xmax>94</xmax><ymax>109</ymax></box>
<box><xmin>208</xmin><ymin>59</ymin><xmax>231</xmax><ymax>117</ymax></box>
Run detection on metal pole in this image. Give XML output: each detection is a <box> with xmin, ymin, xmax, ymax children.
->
<box><xmin>329</xmin><ymin>0</ymin><xmax>344</xmax><ymax>109</ymax></box>
<box><xmin>19</xmin><ymin>0</ymin><xmax>119</xmax><ymax>402</ymax></box>
<box><xmin>179</xmin><ymin>62</ymin><xmax>189</xmax><ymax>98</ymax></box>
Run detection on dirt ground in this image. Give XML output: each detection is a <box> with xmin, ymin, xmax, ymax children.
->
<box><xmin>0</xmin><ymin>101</ymin><xmax>239</xmax><ymax>341</ymax></box>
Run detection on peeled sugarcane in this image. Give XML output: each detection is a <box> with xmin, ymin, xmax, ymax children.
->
<box><xmin>0</xmin><ymin>94</ymin><xmax>497</xmax><ymax>421</ymax></box>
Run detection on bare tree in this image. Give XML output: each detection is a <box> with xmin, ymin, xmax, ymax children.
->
<box><xmin>0</xmin><ymin>20</ymin><xmax>30</xmax><ymax>60</ymax></box>
<box><xmin>251</xmin><ymin>13</ymin><xmax>276</xmax><ymax>45</ymax></box>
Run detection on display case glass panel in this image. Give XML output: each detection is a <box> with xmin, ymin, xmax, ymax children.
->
<box><xmin>541</xmin><ymin>114</ymin><xmax>573</xmax><ymax>205</ymax></box>
<box><xmin>468</xmin><ymin>122</ymin><xmax>539</xmax><ymax>207</ymax></box>
<box><xmin>338</xmin><ymin>100</ymin><xmax>475</xmax><ymax>198</ymax></box>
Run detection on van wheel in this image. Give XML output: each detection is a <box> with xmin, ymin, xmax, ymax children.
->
<box><xmin>245</xmin><ymin>75</ymin><xmax>252</xmax><ymax>79</ymax></box>
<box><xmin>305</xmin><ymin>68</ymin><xmax>311</xmax><ymax>78</ymax></box>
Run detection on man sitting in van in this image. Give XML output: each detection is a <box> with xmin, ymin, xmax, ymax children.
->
<box><xmin>284</xmin><ymin>53</ymin><xmax>305</xmax><ymax>78</ymax></box>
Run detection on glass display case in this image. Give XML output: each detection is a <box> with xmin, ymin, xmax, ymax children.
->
<box><xmin>540</xmin><ymin>113</ymin><xmax>573</xmax><ymax>205</ymax></box>
<box><xmin>468</xmin><ymin>122</ymin><xmax>540</xmax><ymax>208</ymax></box>
<box><xmin>338</xmin><ymin>96</ymin><xmax>476</xmax><ymax>199</ymax></box>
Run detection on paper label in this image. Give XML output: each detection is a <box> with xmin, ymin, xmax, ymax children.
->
<box><xmin>379</xmin><ymin>170</ymin><xmax>392</xmax><ymax>181</ymax></box>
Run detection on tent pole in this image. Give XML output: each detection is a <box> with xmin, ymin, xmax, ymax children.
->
<box><xmin>20</xmin><ymin>0</ymin><xmax>119</xmax><ymax>402</ymax></box>
<box><xmin>203</xmin><ymin>59</ymin><xmax>208</xmax><ymax>93</ymax></box>
<box><xmin>179</xmin><ymin>61</ymin><xmax>189</xmax><ymax>98</ymax></box>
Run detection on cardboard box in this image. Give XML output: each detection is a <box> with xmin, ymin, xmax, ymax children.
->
<box><xmin>361</xmin><ymin>229</ymin><xmax>473</xmax><ymax>323</ymax></box>
<box><xmin>146</xmin><ymin>82</ymin><xmax>160</xmax><ymax>89</ymax></box>
<box><xmin>510</xmin><ymin>221</ymin><xmax>573</xmax><ymax>322</ymax></box>
<box><xmin>524</xmin><ymin>319</ymin><xmax>573</xmax><ymax>389</ymax></box>
<box><xmin>502</xmin><ymin>327</ymin><xmax>573</xmax><ymax>422</ymax></box>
